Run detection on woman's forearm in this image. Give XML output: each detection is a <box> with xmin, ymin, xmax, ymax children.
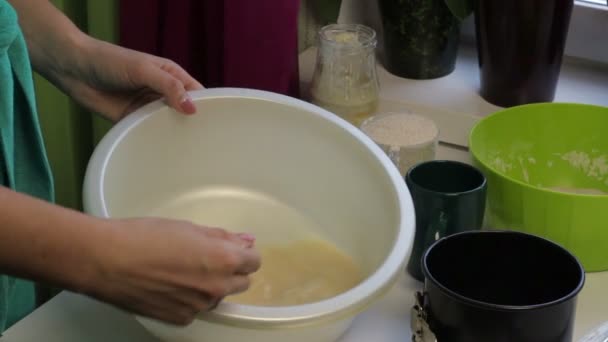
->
<box><xmin>8</xmin><ymin>0</ymin><xmax>90</xmax><ymax>78</ymax></box>
<box><xmin>0</xmin><ymin>186</ymin><xmax>107</xmax><ymax>293</ymax></box>
<box><xmin>8</xmin><ymin>0</ymin><xmax>202</xmax><ymax>122</ymax></box>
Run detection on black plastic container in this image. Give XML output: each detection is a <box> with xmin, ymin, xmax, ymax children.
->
<box><xmin>475</xmin><ymin>0</ymin><xmax>574</xmax><ymax>107</ymax></box>
<box><xmin>421</xmin><ymin>230</ymin><xmax>585</xmax><ymax>342</ymax></box>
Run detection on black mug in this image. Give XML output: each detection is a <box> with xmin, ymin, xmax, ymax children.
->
<box><xmin>475</xmin><ymin>0</ymin><xmax>574</xmax><ymax>107</ymax></box>
<box><xmin>405</xmin><ymin>160</ymin><xmax>487</xmax><ymax>281</ymax></box>
<box><xmin>414</xmin><ymin>230</ymin><xmax>585</xmax><ymax>342</ymax></box>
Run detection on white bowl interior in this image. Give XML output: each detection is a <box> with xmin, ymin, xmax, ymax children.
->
<box><xmin>84</xmin><ymin>89</ymin><xmax>415</xmax><ymax>339</ymax></box>
<box><xmin>99</xmin><ymin>95</ymin><xmax>401</xmax><ymax>275</ymax></box>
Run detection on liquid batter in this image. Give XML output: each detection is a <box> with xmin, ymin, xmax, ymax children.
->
<box><xmin>227</xmin><ymin>238</ymin><xmax>363</xmax><ymax>306</ymax></box>
<box><xmin>145</xmin><ymin>187</ymin><xmax>363</xmax><ymax>306</ymax></box>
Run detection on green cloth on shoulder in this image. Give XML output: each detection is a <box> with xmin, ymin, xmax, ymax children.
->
<box><xmin>0</xmin><ymin>0</ymin><xmax>55</xmax><ymax>333</ymax></box>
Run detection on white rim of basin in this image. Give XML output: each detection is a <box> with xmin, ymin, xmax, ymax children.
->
<box><xmin>83</xmin><ymin>88</ymin><xmax>415</xmax><ymax>329</ymax></box>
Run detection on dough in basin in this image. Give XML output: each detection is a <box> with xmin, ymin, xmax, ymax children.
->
<box><xmin>227</xmin><ymin>238</ymin><xmax>363</xmax><ymax>306</ymax></box>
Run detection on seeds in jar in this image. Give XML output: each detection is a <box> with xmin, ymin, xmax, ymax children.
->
<box><xmin>361</xmin><ymin>112</ymin><xmax>438</xmax><ymax>175</ymax></box>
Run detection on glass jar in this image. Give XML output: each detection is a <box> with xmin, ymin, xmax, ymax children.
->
<box><xmin>310</xmin><ymin>24</ymin><xmax>380</xmax><ymax>127</ymax></box>
<box><xmin>360</xmin><ymin>112</ymin><xmax>439</xmax><ymax>177</ymax></box>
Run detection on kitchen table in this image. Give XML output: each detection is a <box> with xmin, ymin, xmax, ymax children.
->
<box><xmin>4</xmin><ymin>45</ymin><xmax>608</xmax><ymax>339</ymax></box>
<box><xmin>2</xmin><ymin>140</ymin><xmax>607</xmax><ymax>341</ymax></box>
<box><xmin>1</xmin><ymin>271</ymin><xmax>607</xmax><ymax>341</ymax></box>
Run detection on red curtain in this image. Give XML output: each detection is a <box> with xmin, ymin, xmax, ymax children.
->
<box><xmin>119</xmin><ymin>0</ymin><xmax>301</xmax><ymax>98</ymax></box>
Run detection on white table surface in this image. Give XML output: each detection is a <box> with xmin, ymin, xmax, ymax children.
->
<box><xmin>2</xmin><ymin>142</ymin><xmax>607</xmax><ymax>341</ymax></box>
<box><xmin>2</xmin><ymin>271</ymin><xmax>607</xmax><ymax>342</ymax></box>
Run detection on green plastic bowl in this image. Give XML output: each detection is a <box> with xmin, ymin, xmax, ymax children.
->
<box><xmin>469</xmin><ymin>103</ymin><xmax>608</xmax><ymax>272</ymax></box>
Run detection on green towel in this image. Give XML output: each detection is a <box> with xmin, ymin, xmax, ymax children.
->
<box><xmin>0</xmin><ymin>0</ymin><xmax>55</xmax><ymax>333</ymax></box>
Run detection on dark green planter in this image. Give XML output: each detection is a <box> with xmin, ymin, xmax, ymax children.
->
<box><xmin>309</xmin><ymin>0</ymin><xmax>343</xmax><ymax>24</ymax></box>
<box><xmin>379</xmin><ymin>0</ymin><xmax>461</xmax><ymax>79</ymax></box>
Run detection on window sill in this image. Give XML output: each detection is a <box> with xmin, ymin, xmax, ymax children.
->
<box><xmin>299</xmin><ymin>44</ymin><xmax>608</xmax><ymax>149</ymax></box>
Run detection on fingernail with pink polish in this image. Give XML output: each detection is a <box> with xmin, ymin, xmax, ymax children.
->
<box><xmin>237</xmin><ymin>233</ymin><xmax>256</xmax><ymax>242</ymax></box>
<box><xmin>180</xmin><ymin>95</ymin><xmax>196</xmax><ymax>114</ymax></box>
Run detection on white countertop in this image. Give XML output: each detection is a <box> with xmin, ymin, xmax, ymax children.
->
<box><xmin>2</xmin><ymin>265</ymin><xmax>607</xmax><ymax>341</ymax></box>
<box><xmin>1</xmin><ymin>141</ymin><xmax>606</xmax><ymax>342</ymax></box>
<box><xmin>2</xmin><ymin>45</ymin><xmax>606</xmax><ymax>342</ymax></box>
<box><xmin>299</xmin><ymin>45</ymin><xmax>608</xmax><ymax>119</ymax></box>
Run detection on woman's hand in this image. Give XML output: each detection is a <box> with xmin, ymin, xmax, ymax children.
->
<box><xmin>10</xmin><ymin>0</ymin><xmax>203</xmax><ymax>121</ymax></box>
<box><xmin>88</xmin><ymin>218</ymin><xmax>260</xmax><ymax>325</ymax></box>
<box><xmin>0</xmin><ymin>187</ymin><xmax>260</xmax><ymax>326</ymax></box>
<box><xmin>42</xmin><ymin>37</ymin><xmax>204</xmax><ymax>122</ymax></box>
<box><xmin>51</xmin><ymin>38</ymin><xmax>205</xmax><ymax>121</ymax></box>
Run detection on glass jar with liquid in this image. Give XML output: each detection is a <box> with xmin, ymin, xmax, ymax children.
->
<box><xmin>310</xmin><ymin>24</ymin><xmax>380</xmax><ymax>127</ymax></box>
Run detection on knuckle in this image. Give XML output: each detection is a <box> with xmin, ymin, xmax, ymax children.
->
<box><xmin>220</xmin><ymin>252</ymin><xmax>242</xmax><ymax>271</ymax></box>
<box><xmin>177</xmin><ymin>317</ymin><xmax>193</xmax><ymax>326</ymax></box>
<box><xmin>175</xmin><ymin>309</ymin><xmax>196</xmax><ymax>326</ymax></box>
<box><xmin>207</xmin><ymin>246</ymin><xmax>239</xmax><ymax>270</ymax></box>
<box><xmin>208</xmin><ymin>298</ymin><xmax>222</xmax><ymax>311</ymax></box>
<box><xmin>165</xmin><ymin>314</ymin><xmax>186</xmax><ymax>326</ymax></box>
<box><xmin>166</xmin><ymin>78</ymin><xmax>183</xmax><ymax>94</ymax></box>
<box><xmin>159</xmin><ymin>57</ymin><xmax>175</xmax><ymax>67</ymax></box>
<box><xmin>207</xmin><ymin>283</ymin><xmax>229</xmax><ymax>298</ymax></box>
<box><xmin>250</xmin><ymin>252</ymin><xmax>262</xmax><ymax>271</ymax></box>
<box><xmin>208</xmin><ymin>227</ymin><xmax>229</xmax><ymax>238</ymax></box>
<box><xmin>190</xmin><ymin>298</ymin><xmax>208</xmax><ymax>312</ymax></box>
<box><xmin>131</xmin><ymin>62</ymin><xmax>146</xmax><ymax>77</ymax></box>
<box><xmin>236</xmin><ymin>277</ymin><xmax>251</xmax><ymax>293</ymax></box>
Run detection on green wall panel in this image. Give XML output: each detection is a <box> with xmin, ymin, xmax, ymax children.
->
<box><xmin>34</xmin><ymin>0</ymin><xmax>117</xmax><ymax>210</ymax></box>
<box><xmin>86</xmin><ymin>0</ymin><xmax>117</xmax><ymax>145</ymax></box>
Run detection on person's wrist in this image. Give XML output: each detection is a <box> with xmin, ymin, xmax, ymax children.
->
<box><xmin>37</xmin><ymin>28</ymin><xmax>97</xmax><ymax>82</ymax></box>
<box><xmin>65</xmin><ymin>217</ymin><xmax>118</xmax><ymax>296</ymax></box>
<box><xmin>60</xmin><ymin>31</ymin><xmax>98</xmax><ymax>76</ymax></box>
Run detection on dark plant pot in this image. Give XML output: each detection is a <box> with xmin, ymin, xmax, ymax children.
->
<box><xmin>309</xmin><ymin>0</ymin><xmax>343</xmax><ymax>24</ymax></box>
<box><xmin>378</xmin><ymin>0</ymin><xmax>461</xmax><ymax>79</ymax></box>
<box><xmin>475</xmin><ymin>0</ymin><xmax>574</xmax><ymax>107</ymax></box>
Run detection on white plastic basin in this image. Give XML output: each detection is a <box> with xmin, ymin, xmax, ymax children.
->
<box><xmin>83</xmin><ymin>88</ymin><xmax>415</xmax><ymax>342</ymax></box>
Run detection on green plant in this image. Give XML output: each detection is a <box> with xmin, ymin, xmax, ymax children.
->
<box><xmin>444</xmin><ymin>0</ymin><xmax>473</xmax><ymax>20</ymax></box>
<box><xmin>308</xmin><ymin>0</ymin><xmax>343</xmax><ymax>25</ymax></box>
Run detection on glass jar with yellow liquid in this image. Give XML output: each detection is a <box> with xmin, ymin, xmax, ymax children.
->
<box><xmin>310</xmin><ymin>24</ymin><xmax>380</xmax><ymax>127</ymax></box>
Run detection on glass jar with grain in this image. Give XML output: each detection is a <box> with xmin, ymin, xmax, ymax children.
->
<box><xmin>310</xmin><ymin>24</ymin><xmax>380</xmax><ymax>127</ymax></box>
<box><xmin>361</xmin><ymin>112</ymin><xmax>439</xmax><ymax>176</ymax></box>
